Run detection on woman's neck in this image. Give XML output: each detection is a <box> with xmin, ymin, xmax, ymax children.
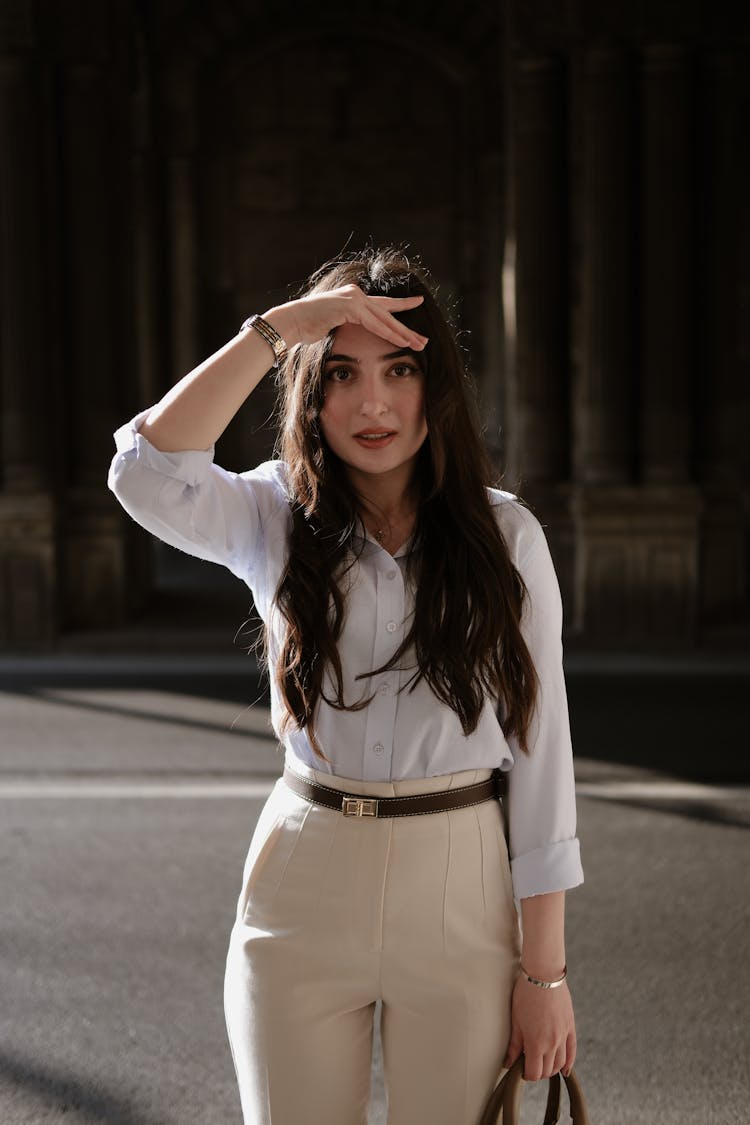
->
<box><xmin>341</xmin><ymin>458</ymin><xmax>422</xmax><ymax>555</ymax></box>
<box><xmin>347</xmin><ymin>463</ymin><xmax>419</xmax><ymax>525</ymax></box>
<box><xmin>356</xmin><ymin>486</ymin><xmax>419</xmax><ymax>532</ymax></box>
<box><xmin>349</xmin><ymin>477</ymin><xmax>419</xmax><ymax>554</ymax></box>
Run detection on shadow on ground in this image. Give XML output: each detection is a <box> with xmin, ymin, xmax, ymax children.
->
<box><xmin>1</xmin><ymin>650</ymin><xmax>748</xmax><ymax>784</ymax></box>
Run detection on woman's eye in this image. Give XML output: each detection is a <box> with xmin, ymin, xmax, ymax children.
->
<box><xmin>391</xmin><ymin>363</ymin><xmax>419</xmax><ymax>377</ymax></box>
<box><xmin>325</xmin><ymin>367</ymin><xmax>352</xmax><ymax>382</ymax></box>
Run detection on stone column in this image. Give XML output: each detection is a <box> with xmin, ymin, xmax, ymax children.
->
<box><xmin>0</xmin><ymin>56</ymin><xmax>47</xmax><ymax>491</ymax></box>
<box><xmin>62</xmin><ymin>61</ymin><xmax>123</xmax><ymax>488</ymax></box>
<box><xmin>162</xmin><ymin>59</ymin><xmax>200</xmax><ymax>384</ymax></box>
<box><xmin>503</xmin><ymin>50</ymin><xmax>575</xmax><ymax>619</ymax></box>
<box><xmin>510</xmin><ymin>54</ymin><xmax>569</xmax><ymax>486</ymax></box>
<box><xmin>166</xmin><ymin>156</ymin><xmax>200</xmax><ymax>381</ymax></box>
<box><xmin>574</xmin><ymin>48</ymin><xmax>635</xmax><ymax>485</ymax></box>
<box><xmin>58</xmin><ymin>36</ymin><xmax>140</xmax><ymax>631</ymax></box>
<box><xmin>694</xmin><ymin>50</ymin><xmax>745</xmax><ymax>626</ymax></box>
<box><xmin>0</xmin><ymin>49</ymin><xmax>56</xmax><ymax>646</ymax></box>
<box><xmin>476</xmin><ymin>148</ymin><xmax>505</xmax><ymax>467</ymax></box>
<box><xmin>571</xmin><ymin>47</ymin><xmax>701</xmax><ymax>646</ymax></box>
<box><xmin>131</xmin><ymin>23</ymin><xmax>166</xmax><ymax>411</ymax></box>
<box><xmin>695</xmin><ymin>51</ymin><xmax>740</xmax><ymax>489</ymax></box>
<box><xmin>640</xmin><ymin>45</ymin><xmax>692</xmax><ymax>484</ymax></box>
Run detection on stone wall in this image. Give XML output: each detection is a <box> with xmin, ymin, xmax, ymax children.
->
<box><xmin>0</xmin><ymin>0</ymin><xmax>747</xmax><ymax>648</ymax></box>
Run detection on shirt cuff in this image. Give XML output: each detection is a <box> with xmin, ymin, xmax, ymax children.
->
<box><xmin>113</xmin><ymin>408</ymin><xmax>216</xmax><ymax>488</ymax></box>
<box><xmin>510</xmin><ymin>838</ymin><xmax>584</xmax><ymax>900</ymax></box>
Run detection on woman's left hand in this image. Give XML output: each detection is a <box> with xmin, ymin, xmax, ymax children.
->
<box><xmin>503</xmin><ymin>975</ymin><xmax>576</xmax><ymax>1080</ymax></box>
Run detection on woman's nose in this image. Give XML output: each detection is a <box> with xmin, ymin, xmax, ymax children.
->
<box><xmin>357</xmin><ymin>375</ymin><xmax>389</xmax><ymax>415</ymax></box>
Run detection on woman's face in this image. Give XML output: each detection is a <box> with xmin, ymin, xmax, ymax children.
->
<box><xmin>318</xmin><ymin>321</ymin><xmax>429</xmax><ymax>493</ymax></box>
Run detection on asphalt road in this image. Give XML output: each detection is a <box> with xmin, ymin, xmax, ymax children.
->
<box><xmin>0</xmin><ymin>653</ymin><xmax>748</xmax><ymax>1124</ymax></box>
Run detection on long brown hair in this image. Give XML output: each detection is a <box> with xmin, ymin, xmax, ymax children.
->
<box><xmin>268</xmin><ymin>245</ymin><xmax>539</xmax><ymax>762</ymax></box>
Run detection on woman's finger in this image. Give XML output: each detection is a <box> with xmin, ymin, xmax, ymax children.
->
<box><xmin>522</xmin><ymin>1050</ymin><xmax>543</xmax><ymax>1082</ymax></box>
<box><xmin>503</xmin><ymin>1023</ymin><xmax>523</xmax><ymax>1071</ymax></box>
<box><xmin>539</xmin><ymin>1049</ymin><xmax>559</xmax><ymax>1080</ymax></box>
<box><xmin>562</xmin><ymin>1029</ymin><xmax>577</xmax><ymax>1077</ymax></box>
<box><xmin>359</xmin><ymin>306</ymin><xmax>427</xmax><ymax>350</ymax></box>
<box><xmin>551</xmin><ymin>1043</ymin><xmax>567</xmax><ymax>1076</ymax></box>
<box><xmin>366</xmin><ymin>298</ymin><xmax>428</xmax><ymax>340</ymax></box>
<box><xmin>367</xmin><ymin>293</ymin><xmax>425</xmax><ymax>310</ymax></box>
<box><xmin>358</xmin><ymin>309</ymin><xmax>415</xmax><ymax>348</ymax></box>
<box><xmin>356</xmin><ymin>294</ymin><xmax>427</xmax><ymax>345</ymax></box>
<box><xmin>346</xmin><ymin>289</ymin><xmax>423</xmax><ymax>328</ymax></box>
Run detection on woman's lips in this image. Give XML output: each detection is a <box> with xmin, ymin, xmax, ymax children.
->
<box><xmin>353</xmin><ymin>432</ymin><xmax>396</xmax><ymax>449</ymax></box>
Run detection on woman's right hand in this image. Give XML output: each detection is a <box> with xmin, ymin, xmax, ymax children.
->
<box><xmin>263</xmin><ymin>284</ymin><xmax>429</xmax><ymax>352</ymax></box>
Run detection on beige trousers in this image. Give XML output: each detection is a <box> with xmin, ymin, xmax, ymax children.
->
<box><xmin>223</xmin><ymin>762</ymin><xmax>521</xmax><ymax>1125</ymax></box>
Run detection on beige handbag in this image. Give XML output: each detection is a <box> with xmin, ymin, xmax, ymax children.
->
<box><xmin>479</xmin><ymin>1056</ymin><xmax>590</xmax><ymax>1125</ymax></box>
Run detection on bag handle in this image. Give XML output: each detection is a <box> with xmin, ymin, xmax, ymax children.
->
<box><xmin>479</xmin><ymin>1056</ymin><xmax>590</xmax><ymax>1125</ymax></box>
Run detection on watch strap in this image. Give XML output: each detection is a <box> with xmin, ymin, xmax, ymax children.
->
<box><xmin>239</xmin><ymin>313</ymin><xmax>288</xmax><ymax>365</ymax></box>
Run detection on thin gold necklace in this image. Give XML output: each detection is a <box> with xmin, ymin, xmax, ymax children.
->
<box><xmin>369</xmin><ymin>511</ymin><xmax>414</xmax><ymax>544</ymax></box>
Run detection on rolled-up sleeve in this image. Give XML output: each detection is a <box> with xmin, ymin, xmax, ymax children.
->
<box><xmin>107</xmin><ymin>408</ymin><xmax>286</xmax><ymax>586</ymax></box>
<box><xmin>504</xmin><ymin>518</ymin><xmax>584</xmax><ymax>900</ymax></box>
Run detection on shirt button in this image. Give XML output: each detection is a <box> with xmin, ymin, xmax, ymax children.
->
<box><xmin>372</xmin><ymin>742</ymin><xmax>385</xmax><ymax>754</ymax></box>
<box><xmin>386</xmin><ymin>570</ymin><xmax>397</xmax><ymax>580</ymax></box>
<box><xmin>386</xmin><ymin>620</ymin><xmax>397</xmax><ymax>633</ymax></box>
<box><xmin>379</xmin><ymin>683</ymin><xmax>390</xmax><ymax>695</ymax></box>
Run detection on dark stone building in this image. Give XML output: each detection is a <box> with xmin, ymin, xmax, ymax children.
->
<box><xmin>0</xmin><ymin>0</ymin><xmax>748</xmax><ymax>650</ymax></box>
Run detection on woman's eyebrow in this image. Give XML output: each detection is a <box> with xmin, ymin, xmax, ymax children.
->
<box><xmin>324</xmin><ymin>353</ymin><xmax>358</xmax><ymax>364</ymax></box>
<box><xmin>379</xmin><ymin>348</ymin><xmax>420</xmax><ymax>361</ymax></box>
<box><xmin>324</xmin><ymin>348</ymin><xmax>419</xmax><ymax>365</ymax></box>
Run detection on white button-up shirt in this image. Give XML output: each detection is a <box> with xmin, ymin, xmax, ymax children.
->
<box><xmin>108</xmin><ymin>409</ymin><xmax>583</xmax><ymax>900</ymax></box>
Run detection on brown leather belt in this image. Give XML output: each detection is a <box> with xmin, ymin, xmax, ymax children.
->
<box><xmin>282</xmin><ymin>765</ymin><xmax>505</xmax><ymax>818</ymax></box>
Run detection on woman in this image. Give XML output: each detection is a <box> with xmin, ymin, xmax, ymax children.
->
<box><xmin>108</xmin><ymin>245</ymin><xmax>583</xmax><ymax>1125</ymax></box>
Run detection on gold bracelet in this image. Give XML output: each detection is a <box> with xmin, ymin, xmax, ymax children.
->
<box><xmin>239</xmin><ymin>314</ymin><xmax>288</xmax><ymax>366</ymax></box>
<box><xmin>519</xmin><ymin>963</ymin><xmax>568</xmax><ymax>990</ymax></box>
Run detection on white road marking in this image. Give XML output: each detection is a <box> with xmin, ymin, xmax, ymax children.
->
<box><xmin>0</xmin><ymin>778</ymin><xmax>746</xmax><ymax>801</ymax></box>
<box><xmin>0</xmin><ymin>779</ymin><xmax>279</xmax><ymax>799</ymax></box>
<box><xmin>576</xmin><ymin>781</ymin><xmax>748</xmax><ymax>801</ymax></box>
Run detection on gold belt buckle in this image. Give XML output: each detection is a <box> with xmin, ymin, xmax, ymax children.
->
<box><xmin>342</xmin><ymin>796</ymin><xmax>378</xmax><ymax>817</ymax></box>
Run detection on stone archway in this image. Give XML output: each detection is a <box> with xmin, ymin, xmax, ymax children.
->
<box><xmin>159</xmin><ymin>23</ymin><xmax>502</xmax><ymax>474</ymax></box>
<box><xmin>129</xmin><ymin>8</ymin><xmax>506</xmax><ymax>630</ymax></box>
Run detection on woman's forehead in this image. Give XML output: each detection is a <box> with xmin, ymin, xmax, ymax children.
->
<box><xmin>329</xmin><ymin>321</ymin><xmax>399</xmax><ymax>358</ymax></box>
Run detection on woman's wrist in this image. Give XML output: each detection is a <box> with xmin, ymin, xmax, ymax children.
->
<box><xmin>518</xmin><ymin>963</ymin><xmax>568</xmax><ymax>989</ymax></box>
<box><xmin>519</xmin><ymin>957</ymin><xmax>567</xmax><ymax>981</ymax></box>
<box><xmin>518</xmin><ymin>891</ymin><xmax>567</xmax><ymax>984</ymax></box>
<box><xmin>262</xmin><ymin>303</ymin><xmax>302</xmax><ymax>348</ymax></box>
